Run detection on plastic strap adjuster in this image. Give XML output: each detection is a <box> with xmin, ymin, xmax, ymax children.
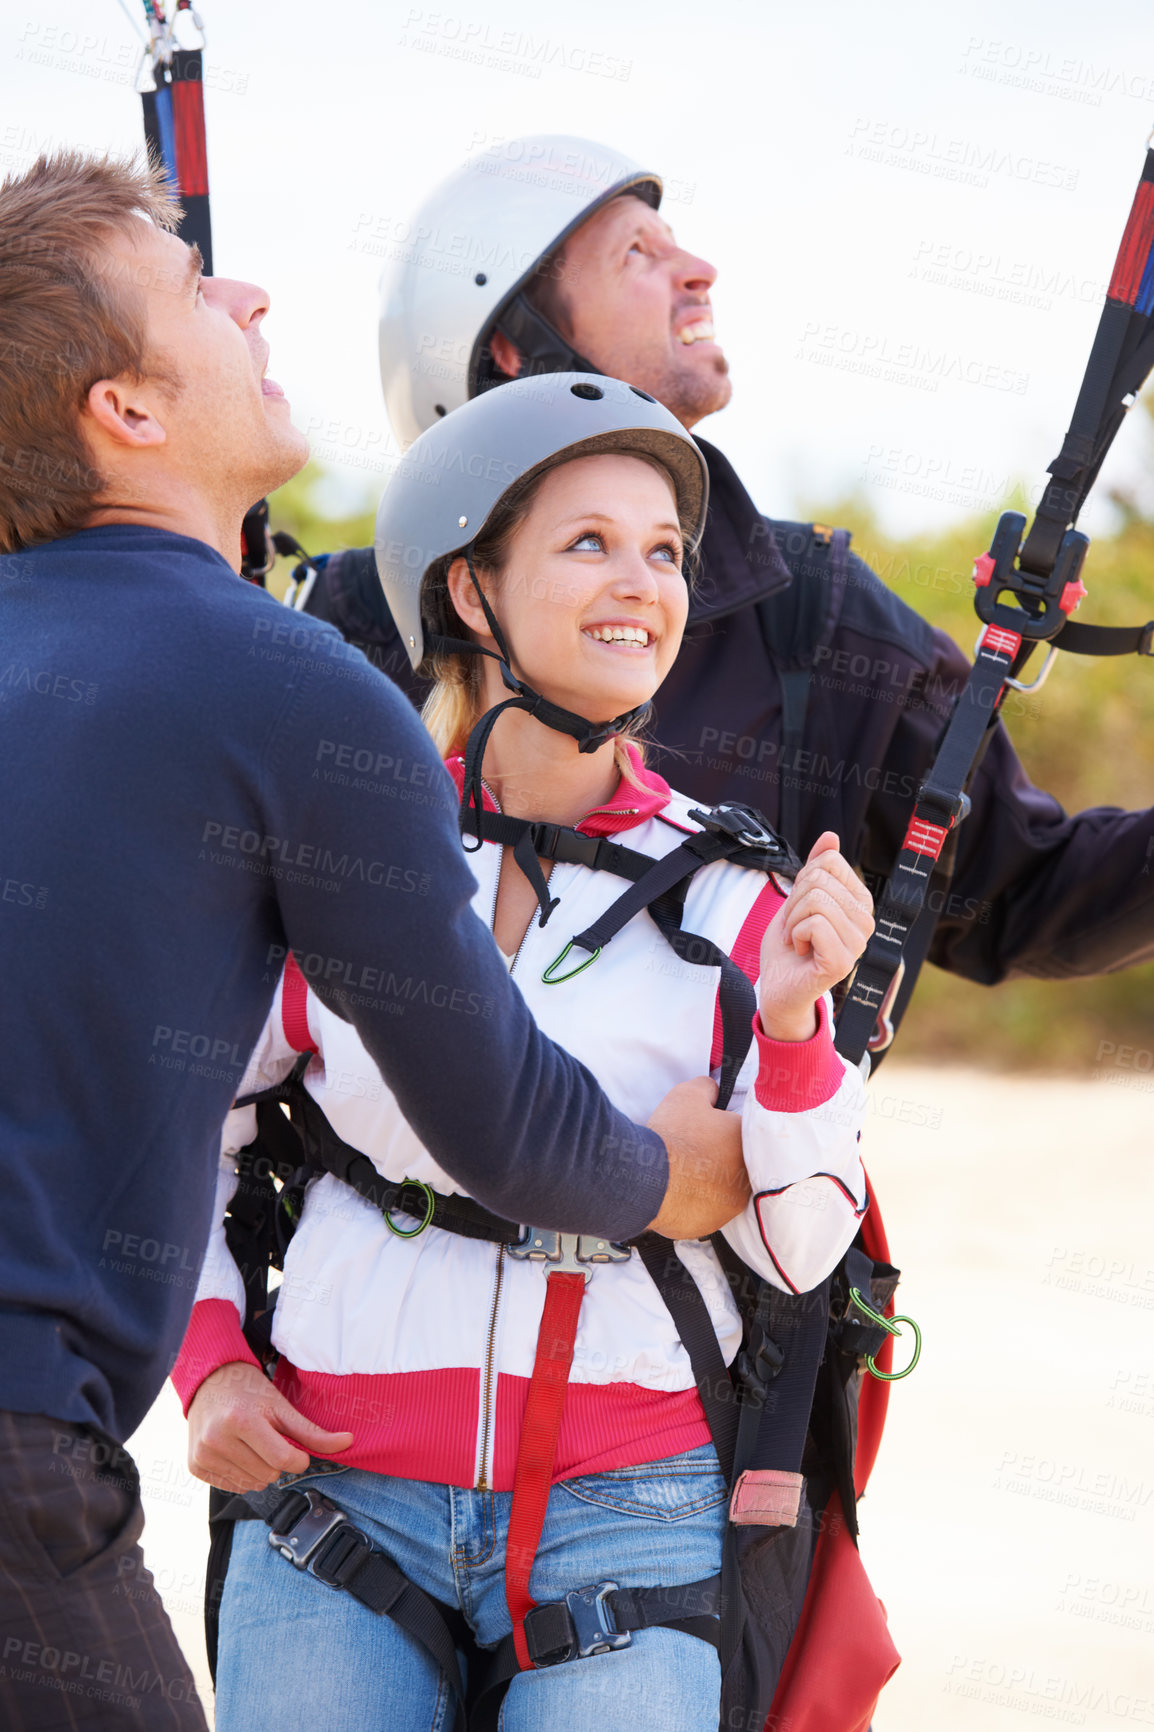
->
<box><xmin>309</xmin><ymin>1521</ymin><xmax>374</xmax><ymax>1589</ymax></box>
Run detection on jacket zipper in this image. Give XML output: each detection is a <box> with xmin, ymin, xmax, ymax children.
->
<box><xmin>581</xmin><ymin>805</ymin><xmax>640</xmax><ymax>822</ymax></box>
<box><xmin>477</xmin><ymin>781</ymin><xmax>632</xmax><ymax>1487</ymax></box>
<box><xmin>475</xmin><ymin>789</ymin><xmax>536</xmax><ymax>1491</ymax></box>
<box><xmin>475</xmin><ymin>1248</ymin><xmax>504</xmax><ymax>1491</ymax></box>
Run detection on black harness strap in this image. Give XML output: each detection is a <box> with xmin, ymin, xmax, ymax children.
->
<box><xmin>711</xmin><ymin>1235</ymin><xmax>830</xmax><ymax>1487</ymax></box>
<box><xmin>633</xmin><ymin>1236</ymin><xmax>745</xmax><ymax>1680</ymax></box>
<box><xmin>226</xmin><ymin>799</ymin><xmax>796</xmax><ymax>1283</ymax></box>
<box><xmin>460</xmin><ymin>808</ymin><xmax>658</xmax><ymax>883</ymax></box>
<box><xmin>1055</xmin><ymin>617</ymin><xmax>1154</xmax><ymax>658</ymax></box>
<box><xmin>471</xmin><ymin>1575</ymin><xmax>723</xmax><ymax>1730</ymax></box>
<box><xmin>461</xmin><ymin>805</ymin><xmax>660</xmax><ymax>929</ymax></box>
<box><xmin>836</xmin><ymin>140</ymin><xmax>1154</xmax><ymax>1064</ymax></box>
<box><xmin>231</xmin><ymin>1484</ymin><xmax>468</xmax><ymax>1717</ymax></box>
<box><xmin>570</xmin><ymin>830</ymin><xmax>730</xmax><ymax>950</ymax></box>
<box><xmin>290</xmin><ymin>1084</ymin><xmax>519</xmax><ymax>1246</ymax></box>
<box><xmin>739</xmin><ymin>1282</ymin><xmax>830</xmax><ymax>1481</ymax></box>
<box><xmin>635</xmin><ymin>1236</ymin><xmax>740</xmax><ymax>1485</ymax></box>
<box><xmin>632</xmin><ymin>1234</ymin><xmax>833</xmax><ymax>1682</ymax></box>
<box><xmin>463</xmin><ymin>801</ymin><xmax>799</xmax><ymax>1108</ymax></box>
<box><xmin>1020</xmin><ymin>148</ymin><xmax>1154</xmax><ymax>578</ymax></box>
<box><xmin>646</xmin><ymin>894</ymin><xmax>758</xmax><ymax>1112</ymax></box>
<box><xmin>823</xmin><ymin>1245</ymin><xmax>901</xmax><ymax>1540</ymax></box>
<box><xmin>209</xmin><ymin>797</ymin><xmax>805</xmax><ymax>1717</ymax></box>
<box><xmin>836</xmin><ymin>619</ymin><xmax>1016</xmax><ymax>1063</ymax></box>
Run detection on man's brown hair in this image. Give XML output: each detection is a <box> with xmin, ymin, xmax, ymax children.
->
<box><xmin>0</xmin><ymin>151</ymin><xmax>180</xmax><ymax>553</ymax></box>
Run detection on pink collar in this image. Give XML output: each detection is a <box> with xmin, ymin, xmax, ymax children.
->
<box><xmin>444</xmin><ymin>741</ymin><xmax>671</xmax><ymax>839</ymax></box>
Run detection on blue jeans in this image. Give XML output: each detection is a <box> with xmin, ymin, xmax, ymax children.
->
<box><xmin>215</xmin><ymin>1446</ymin><xmax>725</xmax><ymax>1731</ymax></box>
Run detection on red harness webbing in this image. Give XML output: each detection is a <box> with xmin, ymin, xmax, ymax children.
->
<box><xmin>281</xmin><ymin>954</ymin><xmax>318</xmax><ymax>1054</ymax></box>
<box><xmin>504</xmin><ymin>1270</ymin><xmax>587</xmax><ymax>1670</ymax></box>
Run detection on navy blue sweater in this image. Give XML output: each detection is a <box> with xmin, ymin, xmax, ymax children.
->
<box><xmin>0</xmin><ymin>527</ymin><xmax>666</xmax><ymax>1441</ymax></box>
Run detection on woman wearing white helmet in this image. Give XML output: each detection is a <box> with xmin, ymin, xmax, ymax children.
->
<box><xmin>177</xmin><ymin>374</ymin><xmax>875</xmax><ymax>1731</ymax></box>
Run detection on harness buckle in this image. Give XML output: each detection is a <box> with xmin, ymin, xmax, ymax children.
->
<box><xmin>912</xmin><ymin>784</ymin><xmax>971</xmax><ymax>832</ymax></box>
<box><xmin>267</xmin><ymin>1487</ymin><xmax>352</xmax><ymax>1573</ymax></box>
<box><xmin>507</xmin><ymin>1229</ymin><xmax>631</xmax><ymax>1281</ymax></box>
<box><xmin>525</xmin><ymin>1582</ymin><xmax>631</xmax><ymax>1666</ymax></box>
<box><xmin>687</xmin><ymin>803</ymin><xmax>800</xmax><ymax>871</ymax></box>
<box><xmin>528</xmin><ymin>820</ymin><xmax>562</xmax><ymax>859</ymax></box>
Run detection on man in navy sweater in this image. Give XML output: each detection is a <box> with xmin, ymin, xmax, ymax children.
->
<box><xmin>0</xmin><ymin>154</ymin><xmax>746</xmax><ymax>1728</ymax></box>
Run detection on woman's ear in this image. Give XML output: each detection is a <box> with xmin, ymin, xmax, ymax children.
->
<box><xmin>446</xmin><ymin>556</ymin><xmax>496</xmax><ymax>643</ymax></box>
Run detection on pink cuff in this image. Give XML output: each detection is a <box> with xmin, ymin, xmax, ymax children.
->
<box><xmin>752</xmin><ymin>998</ymin><xmax>844</xmax><ymax>1113</ymax></box>
<box><xmin>170</xmin><ymin>1297</ymin><xmax>262</xmax><ymax>1415</ymax></box>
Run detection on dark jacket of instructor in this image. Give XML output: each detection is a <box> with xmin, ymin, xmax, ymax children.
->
<box><xmin>0</xmin><ymin>153</ymin><xmax>743</xmax><ymax>1731</ymax></box>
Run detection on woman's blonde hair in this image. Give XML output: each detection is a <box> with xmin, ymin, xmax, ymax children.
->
<box><xmin>420</xmin><ymin>446</ymin><xmax>695</xmax><ymax>787</ymax></box>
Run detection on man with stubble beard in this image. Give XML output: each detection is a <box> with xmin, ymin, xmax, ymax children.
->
<box><xmin>310</xmin><ymin>134</ymin><xmax>1154</xmax><ymax>1047</ymax></box>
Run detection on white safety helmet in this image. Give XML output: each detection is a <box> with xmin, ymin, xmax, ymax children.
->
<box><xmin>375</xmin><ymin>371</ymin><xmax>707</xmax><ymax>677</ymax></box>
<box><xmin>379</xmin><ymin>135</ymin><xmax>661</xmax><ymax>448</ymax></box>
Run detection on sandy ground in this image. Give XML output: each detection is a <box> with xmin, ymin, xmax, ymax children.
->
<box><xmin>127</xmin><ymin>1064</ymin><xmax>1154</xmax><ymax>1729</ymax></box>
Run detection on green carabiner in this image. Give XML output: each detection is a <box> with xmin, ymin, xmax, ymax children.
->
<box><xmin>848</xmin><ymin>1286</ymin><xmax>922</xmax><ymax>1382</ymax></box>
<box><xmin>384</xmin><ymin>1179</ymin><xmax>435</xmax><ymax>1239</ymax></box>
<box><xmin>541</xmin><ymin>939</ymin><xmax>601</xmax><ymax>985</ymax></box>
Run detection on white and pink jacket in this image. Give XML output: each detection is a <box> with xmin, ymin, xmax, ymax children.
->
<box><xmin>173</xmin><ymin>752</ymin><xmax>869</xmax><ymax>1491</ymax></box>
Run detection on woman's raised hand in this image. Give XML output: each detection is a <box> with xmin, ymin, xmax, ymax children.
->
<box><xmin>758</xmin><ymin>833</ymin><xmax>874</xmax><ymax>1042</ymax></box>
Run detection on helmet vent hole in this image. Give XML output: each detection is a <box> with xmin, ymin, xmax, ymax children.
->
<box><xmin>434</xmin><ymin>404</ymin><xmax>447</xmax><ymax>418</ymax></box>
<box><xmin>474</xmin><ymin>273</ymin><xmax>488</xmax><ymax>286</ymax></box>
<box><xmin>570</xmin><ymin>382</ymin><xmax>604</xmax><ymax>401</ymax></box>
<box><xmin>630</xmin><ymin>386</ymin><xmax>656</xmax><ymax>403</ymax></box>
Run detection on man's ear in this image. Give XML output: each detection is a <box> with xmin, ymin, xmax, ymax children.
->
<box><xmin>489</xmin><ymin>331</ymin><xmax>521</xmax><ymax>380</ymax></box>
<box><xmin>83</xmin><ymin>378</ymin><xmax>168</xmax><ymax>451</ymax></box>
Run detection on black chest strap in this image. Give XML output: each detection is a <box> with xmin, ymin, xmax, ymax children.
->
<box><xmin>462</xmin><ymin>800</ymin><xmax>800</xmax><ymax>1109</ymax></box>
<box><xmin>288</xmin><ymin>1083</ymin><xmax>522</xmax><ymax>1245</ymax></box>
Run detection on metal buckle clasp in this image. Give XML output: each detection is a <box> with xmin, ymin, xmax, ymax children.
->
<box><xmin>726</xmin><ymin>805</ymin><xmax>779</xmax><ymax>850</ymax></box>
<box><xmin>687</xmin><ymin>802</ymin><xmax>799</xmax><ymax>872</ymax></box>
<box><xmin>527</xmin><ymin>1581</ymin><xmax>632</xmax><ymax>1665</ymax></box>
<box><xmin>565</xmin><ymin>1581</ymin><xmax>631</xmax><ymax>1659</ymax></box>
<box><xmin>506</xmin><ymin>1229</ymin><xmax>631</xmax><ymax>1282</ymax></box>
<box><xmin>690</xmin><ymin>801</ymin><xmax>774</xmax><ymax>850</ymax></box>
<box><xmin>268</xmin><ymin>1488</ymin><xmax>348</xmax><ymax>1570</ymax></box>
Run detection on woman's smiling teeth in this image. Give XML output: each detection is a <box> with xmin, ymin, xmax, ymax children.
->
<box><xmin>585</xmin><ymin>624</ymin><xmax>652</xmax><ymax>647</ymax></box>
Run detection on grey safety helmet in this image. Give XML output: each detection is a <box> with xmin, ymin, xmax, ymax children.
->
<box><xmin>379</xmin><ymin>135</ymin><xmax>661</xmax><ymax>447</ymax></box>
<box><xmin>375</xmin><ymin>370</ymin><xmax>707</xmax><ymax>677</ymax></box>
<box><xmin>376</xmin><ymin>372</ymin><xmax>708</xmax><ymax>884</ymax></box>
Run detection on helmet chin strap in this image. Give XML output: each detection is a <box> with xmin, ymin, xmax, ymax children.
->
<box><xmin>428</xmin><ymin>547</ymin><xmax>650</xmax><ymax>925</ymax></box>
<box><xmin>477</xmin><ymin>293</ymin><xmax>602</xmax><ymax>394</ymax></box>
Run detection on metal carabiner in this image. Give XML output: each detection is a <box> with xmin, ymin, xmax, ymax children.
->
<box><xmin>847</xmin><ymin>1287</ymin><xmax>922</xmax><ymax>1382</ymax></box>
<box><xmin>542</xmin><ymin>939</ymin><xmax>600</xmax><ymax>985</ymax></box>
<box><xmin>383</xmin><ymin>1179</ymin><xmax>435</xmax><ymax>1238</ymax></box>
